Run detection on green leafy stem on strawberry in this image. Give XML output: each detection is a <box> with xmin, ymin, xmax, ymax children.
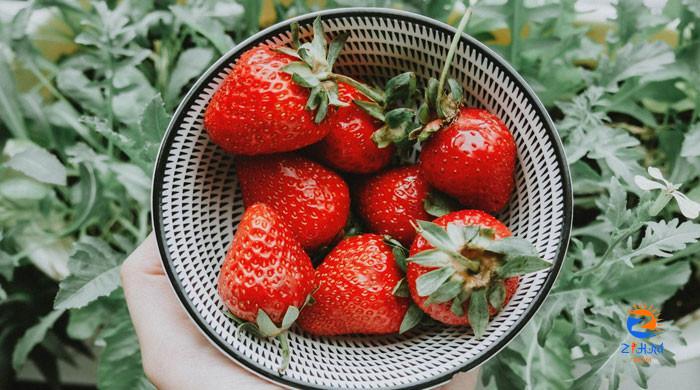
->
<box><xmin>224</xmin><ymin>293</ymin><xmax>314</xmax><ymax>374</ymax></box>
<box><xmin>402</xmin><ymin>221</ymin><xmax>551</xmax><ymax>338</ymax></box>
<box><xmin>276</xmin><ymin>17</ymin><xmax>421</xmax><ymax>140</ymax></box>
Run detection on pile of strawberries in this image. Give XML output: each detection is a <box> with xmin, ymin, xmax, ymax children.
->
<box><xmin>207</xmin><ymin>16</ymin><xmax>550</xmax><ymax>371</ymax></box>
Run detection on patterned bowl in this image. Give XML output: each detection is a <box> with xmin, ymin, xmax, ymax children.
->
<box><xmin>152</xmin><ymin>7</ymin><xmax>572</xmax><ymax>390</ymax></box>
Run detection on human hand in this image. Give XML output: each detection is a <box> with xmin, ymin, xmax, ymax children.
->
<box><xmin>121</xmin><ymin>233</ymin><xmax>477</xmax><ymax>389</ymax></box>
<box><xmin>121</xmin><ymin>233</ymin><xmax>279</xmax><ymax>389</ymax></box>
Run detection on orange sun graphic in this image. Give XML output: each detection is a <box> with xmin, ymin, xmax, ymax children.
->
<box><xmin>629</xmin><ymin>303</ymin><xmax>662</xmax><ymax>332</ymax></box>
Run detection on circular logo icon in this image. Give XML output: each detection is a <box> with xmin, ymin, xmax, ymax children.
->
<box><xmin>626</xmin><ymin>305</ymin><xmax>662</xmax><ymax>339</ymax></box>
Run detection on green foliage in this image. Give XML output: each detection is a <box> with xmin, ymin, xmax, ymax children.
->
<box><xmin>0</xmin><ymin>0</ymin><xmax>699</xmax><ymax>389</ymax></box>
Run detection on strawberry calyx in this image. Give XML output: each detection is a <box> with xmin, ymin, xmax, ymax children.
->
<box><xmin>225</xmin><ymin>294</ymin><xmax>315</xmax><ymax>374</ymax></box>
<box><xmin>279</xmin><ymin>17</ymin><xmax>421</xmax><ymax>146</ymax></box>
<box><xmin>408</xmin><ymin>7</ymin><xmax>474</xmax><ymax>142</ymax></box>
<box><xmin>407</xmin><ymin>220</ymin><xmax>551</xmax><ymax>338</ymax></box>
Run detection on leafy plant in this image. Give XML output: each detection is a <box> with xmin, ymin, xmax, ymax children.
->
<box><xmin>0</xmin><ymin>0</ymin><xmax>699</xmax><ymax>389</ymax></box>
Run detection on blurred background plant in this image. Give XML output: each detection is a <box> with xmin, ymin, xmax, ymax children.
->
<box><xmin>1</xmin><ymin>0</ymin><xmax>700</xmax><ymax>389</ymax></box>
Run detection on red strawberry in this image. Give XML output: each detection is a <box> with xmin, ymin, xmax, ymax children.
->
<box><xmin>204</xmin><ymin>45</ymin><xmax>330</xmax><ymax>155</ymax></box>
<box><xmin>217</xmin><ymin>203</ymin><xmax>315</xmax><ymax>372</ymax></box>
<box><xmin>406</xmin><ymin>210</ymin><xmax>550</xmax><ymax>337</ymax></box>
<box><xmin>307</xmin><ymin>83</ymin><xmax>394</xmax><ymax>173</ymax></box>
<box><xmin>419</xmin><ymin>108</ymin><xmax>516</xmax><ymax>213</ymax></box>
<box><xmin>236</xmin><ymin>154</ymin><xmax>350</xmax><ymax>251</ymax></box>
<box><xmin>218</xmin><ymin>203</ymin><xmax>315</xmax><ymax>323</ymax></box>
<box><xmin>356</xmin><ymin>166</ymin><xmax>432</xmax><ymax>245</ymax></box>
<box><xmin>298</xmin><ymin>234</ymin><xmax>410</xmax><ymax>335</ymax></box>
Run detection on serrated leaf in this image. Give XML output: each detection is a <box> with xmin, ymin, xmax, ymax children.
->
<box><xmin>5</xmin><ymin>146</ymin><xmax>67</xmax><ymax>186</ymax></box>
<box><xmin>399</xmin><ymin>304</ymin><xmax>424</xmax><ymax>334</ymax></box>
<box><xmin>619</xmin><ymin>219</ymin><xmax>700</xmax><ymax>264</ymax></box>
<box><xmin>12</xmin><ymin>310</ymin><xmax>65</xmax><ymax>371</ymax></box>
<box><xmin>54</xmin><ymin>238</ymin><xmax>122</xmax><ymax>310</ymax></box>
<box><xmin>415</xmin><ymin>266</ymin><xmax>455</xmax><ymax>297</ymax></box>
<box><xmin>468</xmin><ymin>289</ymin><xmax>488</xmax><ymax>338</ymax></box>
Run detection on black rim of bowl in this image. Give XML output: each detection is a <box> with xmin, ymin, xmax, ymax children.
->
<box><xmin>151</xmin><ymin>7</ymin><xmax>573</xmax><ymax>390</ymax></box>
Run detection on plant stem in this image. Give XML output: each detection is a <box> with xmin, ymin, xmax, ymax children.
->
<box><xmin>330</xmin><ymin>73</ymin><xmax>385</xmax><ymax>104</ymax></box>
<box><xmin>436</xmin><ymin>5</ymin><xmax>474</xmax><ymax>116</ymax></box>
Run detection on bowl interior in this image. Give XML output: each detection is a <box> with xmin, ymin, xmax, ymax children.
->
<box><xmin>153</xmin><ymin>8</ymin><xmax>571</xmax><ymax>390</ymax></box>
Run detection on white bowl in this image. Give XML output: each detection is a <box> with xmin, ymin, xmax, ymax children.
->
<box><xmin>152</xmin><ymin>8</ymin><xmax>572</xmax><ymax>389</ymax></box>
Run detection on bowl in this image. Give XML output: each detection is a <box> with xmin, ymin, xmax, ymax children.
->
<box><xmin>152</xmin><ymin>8</ymin><xmax>572</xmax><ymax>390</ymax></box>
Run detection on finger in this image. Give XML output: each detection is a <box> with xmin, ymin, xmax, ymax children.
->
<box><xmin>121</xmin><ymin>233</ymin><xmax>278</xmax><ymax>389</ymax></box>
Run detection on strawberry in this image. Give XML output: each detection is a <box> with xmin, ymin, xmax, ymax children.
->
<box><xmin>297</xmin><ymin>234</ymin><xmax>410</xmax><ymax>335</ymax></box>
<box><xmin>356</xmin><ymin>166</ymin><xmax>432</xmax><ymax>245</ymax></box>
<box><xmin>204</xmin><ymin>45</ymin><xmax>330</xmax><ymax>155</ymax></box>
<box><xmin>406</xmin><ymin>210</ymin><xmax>550</xmax><ymax>337</ymax></box>
<box><xmin>217</xmin><ymin>203</ymin><xmax>315</xmax><ymax>371</ymax></box>
<box><xmin>395</xmin><ymin>11</ymin><xmax>516</xmax><ymax>213</ymax></box>
<box><xmin>236</xmin><ymin>154</ymin><xmax>350</xmax><ymax>252</ymax></box>
<box><xmin>307</xmin><ymin>82</ymin><xmax>394</xmax><ymax>174</ymax></box>
<box><xmin>418</xmin><ymin>107</ymin><xmax>516</xmax><ymax>213</ymax></box>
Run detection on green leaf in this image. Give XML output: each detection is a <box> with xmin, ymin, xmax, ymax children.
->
<box><xmin>354</xmin><ymin>100</ymin><xmax>385</xmax><ymax>121</ymax></box>
<box><xmin>326</xmin><ymin>32</ymin><xmax>349</xmax><ymax>69</ymax></box>
<box><xmin>54</xmin><ymin>237</ymin><xmax>122</xmax><ymax>310</ymax></box>
<box><xmin>619</xmin><ymin>219</ymin><xmax>700</xmax><ymax>264</ymax></box>
<box><xmin>98</xmin><ymin>307</ymin><xmax>155</xmax><ymax>390</ymax></box>
<box><xmin>497</xmin><ymin>256</ymin><xmax>551</xmax><ymax>278</ymax></box>
<box><xmin>488</xmin><ymin>281</ymin><xmax>506</xmax><ymax>310</ymax></box>
<box><xmin>467</xmin><ymin>289</ymin><xmax>488</xmax><ymax>338</ymax></box>
<box><xmin>423</xmin><ymin>191</ymin><xmax>459</xmax><ymax>218</ymax></box>
<box><xmin>406</xmin><ymin>249</ymin><xmax>453</xmax><ymax>268</ymax></box>
<box><xmin>256</xmin><ymin>309</ymin><xmax>281</xmax><ymax>337</ymax></box>
<box><xmin>170</xmin><ymin>5</ymin><xmax>235</xmax><ymax>54</ymax></box>
<box><xmin>112</xmin><ymin>67</ymin><xmax>157</xmax><ymax>126</ymax></box>
<box><xmin>478</xmin><ymin>236</ymin><xmax>539</xmax><ymax>257</ymax></box>
<box><xmin>165</xmin><ymin>47</ymin><xmax>215</xmax><ymax>105</ymax></box>
<box><xmin>450</xmin><ymin>293</ymin><xmax>466</xmax><ymax>316</ymax></box>
<box><xmin>415</xmin><ymin>266</ymin><xmax>455</xmax><ymax>297</ymax></box>
<box><xmin>5</xmin><ymin>146</ymin><xmax>67</xmax><ymax>186</ymax></box>
<box><xmin>0</xmin><ymin>57</ymin><xmax>28</xmax><ymax>138</ymax></box>
<box><xmin>681</xmin><ymin>124</ymin><xmax>700</xmax><ymax>158</ymax></box>
<box><xmin>427</xmin><ymin>279</ymin><xmax>462</xmax><ymax>304</ymax></box>
<box><xmin>67</xmin><ymin>297</ymin><xmax>118</xmax><ymax>340</ymax></box>
<box><xmin>56</xmin><ymin>68</ymin><xmax>104</xmax><ymax>114</ymax></box>
<box><xmin>60</xmin><ymin>163</ymin><xmax>99</xmax><ymax>235</ymax></box>
<box><xmin>12</xmin><ymin>310</ymin><xmax>65</xmax><ymax>371</ymax></box>
<box><xmin>598</xmin><ymin>42</ymin><xmax>675</xmax><ymax>91</ymax></box>
<box><xmin>384</xmin><ymin>72</ymin><xmax>417</xmax><ymax>105</ymax></box>
<box><xmin>392</xmin><ymin>278</ymin><xmax>410</xmax><ymax>298</ymax></box>
<box><xmin>416</xmin><ymin>220</ymin><xmax>459</xmax><ymax>252</ymax></box>
<box><xmin>600</xmin><ymin>261</ymin><xmax>691</xmax><ymax>304</ymax></box>
<box><xmin>281</xmin><ymin>306</ymin><xmax>299</xmax><ymax>330</ymax></box>
<box><xmin>399</xmin><ymin>304</ymin><xmax>424</xmax><ymax>334</ymax></box>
